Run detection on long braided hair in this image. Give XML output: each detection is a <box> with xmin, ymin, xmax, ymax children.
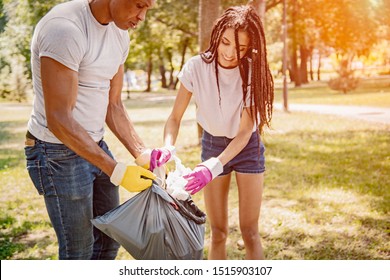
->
<box><xmin>200</xmin><ymin>5</ymin><xmax>274</xmax><ymax>133</ymax></box>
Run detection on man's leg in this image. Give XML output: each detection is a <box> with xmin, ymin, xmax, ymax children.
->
<box><xmin>91</xmin><ymin>140</ymin><xmax>120</xmax><ymax>260</ymax></box>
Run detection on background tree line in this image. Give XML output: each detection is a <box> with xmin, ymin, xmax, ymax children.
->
<box><xmin>0</xmin><ymin>0</ymin><xmax>389</xmax><ymax>101</ymax></box>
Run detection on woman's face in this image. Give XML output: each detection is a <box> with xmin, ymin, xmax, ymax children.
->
<box><xmin>217</xmin><ymin>28</ymin><xmax>250</xmax><ymax>68</ymax></box>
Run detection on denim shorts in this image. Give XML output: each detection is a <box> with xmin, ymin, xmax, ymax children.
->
<box><xmin>201</xmin><ymin>130</ymin><xmax>265</xmax><ymax>176</ymax></box>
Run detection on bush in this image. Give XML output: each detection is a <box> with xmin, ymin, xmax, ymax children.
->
<box><xmin>328</xmin><ymin>59</ymin><xmax>360</xmax><ymax>94</ymax></box>
<box><xmin>328</xmin><ymin>74</ymin><xmax>360</xmax><ymax>94</ymax></box>
<box><xmin>0</xmin><ymin>56</ymin><xmax>31</xmax><ymax>102</ymax></box>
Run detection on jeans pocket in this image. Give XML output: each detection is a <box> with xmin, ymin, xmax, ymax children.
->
<box><xmin>25</xmin><ymin>146</ymin><xmax>56</xmax><ymax>196</ymax></box>
<box><xmin>26</xmin><ymin>160</ymin><xmax>46</xmax><ymax>195</ymax></box>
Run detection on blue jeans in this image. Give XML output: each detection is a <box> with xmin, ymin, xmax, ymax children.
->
<box><xmin>25</xmin><ymin>139</ymin><xmax>120</xmax><ymax>259</ymax></box>
<box><xmin>201</xmin><ymin>130</ymin><xmax>266</xmax><ymax>175</ymax></box>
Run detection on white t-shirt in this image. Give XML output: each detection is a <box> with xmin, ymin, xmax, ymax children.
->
<box><xmin>28</xmin><ymin>0</ymin><xmax>129</xmax><ymax>143</ymax></box>
<box><xmin>178</xmin><ymin>55</ymin><xmax>254</xmax><ymax>138</ymax></box>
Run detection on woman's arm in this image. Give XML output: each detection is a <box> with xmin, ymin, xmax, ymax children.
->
<box><xmin>217</xmin><ymin>107</ymin><xmax>255</xmax><ymax>166</ymax></box>
<box><xmin>163</xmin><ymin>83</ymin><xmax>192</xmax><ymax>146</ymax></box>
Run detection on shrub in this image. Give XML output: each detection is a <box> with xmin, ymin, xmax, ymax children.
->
<box><xmin>328</xmin><ymin>59</ymin><xmax>360</xmax><ymax>94</ymax></box>
<box><xmin>0</xmin><ymin>56</ymin><xmax>31</xmax><ymax>102</ymax></box>
<box><xmin>328</xmin><ymin>73</ymin><xmax>360</xmax><ymax>94</ymax></box>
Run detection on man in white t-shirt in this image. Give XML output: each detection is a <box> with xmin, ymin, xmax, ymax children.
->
<box><xmin>24</xmin><ymin>0</ymin><xmax>175</xmax><ymax>260</ymax></box>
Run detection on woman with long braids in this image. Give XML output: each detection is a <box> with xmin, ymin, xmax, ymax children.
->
<box><xmin>163</xmin><ymin>5</ymin><xmax>274</xmax><ymax>259</ymax></box>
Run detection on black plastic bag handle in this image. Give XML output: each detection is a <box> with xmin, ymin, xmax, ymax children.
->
<box><xmin>169</xmin><ymin>195</ymin><xmax>206</xmax><ymax>225</ymax></box>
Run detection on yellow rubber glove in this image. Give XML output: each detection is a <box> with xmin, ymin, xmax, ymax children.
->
<box><xmin>110</xmin><ymin>163</ymin><xmax>156</xmax><ymax>192</ymax></box>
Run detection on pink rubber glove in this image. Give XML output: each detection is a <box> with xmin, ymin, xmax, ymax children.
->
<box><xmin>184</xmin><ymin>157</ymin><xmax>224</xmax><ymax>195</ymax></box>
<box><xmin>149</xmin><ymin>146</ymin><xmax>176</xmax><ymax>171</ymax></box>
<box><xmin>183</xmin><ymin>166</ymin><xmax>212</xmax><ymax>195</ymax></box>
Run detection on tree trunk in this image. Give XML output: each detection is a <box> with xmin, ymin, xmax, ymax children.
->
<box><xmin>164</xmin><ymin>48</ymin><xmax>175</xmax><ymax>90</ymax></box>
<box><xmin>157</xmin><ymin>48</ymin><xmax>167</xmax><ymax>89</ymax></box>
<box><xmin>247</xmin><ymin>0</ymin><xmax>266</xmax><ymax>20</ymax></box>
<box><xmin>317</xmin><ymin>53</ymin><xmax>321</xmax><ymax>81</ymax></box>
<box><xmin>159</xmin><ymin>58</ymin><xmax>167</xmax><ymax>89</ymax></box>
<box><xmin>159</xmin><ymin>64</ymin><xmax>167</xmax><ymax>89</ymax></box>
<box><xmin>173</xmin><ymin>37</ymin><xmax>190</xmax><ymax>90</ymax></box>
<box><xmin>124</xmin><ymin>67</ymin><xmax>131</xmax><ymax>100</ymax></box>
<box><xmin>199</xmin><ymin>0</ymin><xmax>220</xmax><ymax>52</ymax></box>
<box><xmin>145</xmin><ymin>56</ymin><xmax>153</xmax><ymax>92</ymax></box>
<box><xmin>299</xmin><ymin>45</ymin><xmax>309</xmax><ymax>84</ymax></box>
<box><xmin>309</xmin><ymin>49</ymin><xmax>314</xmax><ymax>81</ymax></box>
<box><xmin>290</xmin><ymin>0</ymin><xmax>301</xmax><ymax>87</ymax></box>
<box><xmin>290</xmin><ymin>47</ymin><xmax>301</xmax><ymax>86</ymax></box>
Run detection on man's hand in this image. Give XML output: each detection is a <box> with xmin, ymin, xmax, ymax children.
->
<box><xmin>135</xmin><ymin>146</ymin><xmax>176</xmax><ymax>171</ymax></box>
<box><xmin>110</xmin><ymin>163</ymin><xmax>156</xmax><ymax>192</ymax></box>
<box><xmin>149</xmin><ymin>146</ymin><xmax>175</xmax><ymax>171</ymax></box>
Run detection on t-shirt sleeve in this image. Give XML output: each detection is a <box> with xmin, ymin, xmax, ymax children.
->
<box><xmin>37</xmin><ymin>18</ymin><xmax>86</xmax><ymax>72</ymax></box>
<box><xmin>177</xmin><ymin>58</ymin><xmax>194</xmax><ymax>92</ymax></box>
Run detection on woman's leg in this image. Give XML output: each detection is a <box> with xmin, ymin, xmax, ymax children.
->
<box><xmin>203</xmin><ymin>174</ymin><xmax>231</xmax><ymax>260</ymax></box>
<box><xmin>236</xmin><ymin>172</ymin><xmax>264</xmax><ymax>259</ymax></box>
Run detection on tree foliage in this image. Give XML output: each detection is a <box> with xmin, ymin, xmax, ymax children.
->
<box><xmin>0</xmin><ymin>0</ymin><xmax>65</xmax><ymax>101</ymax></box>
<box><xmin>124</xmin><ymin>0</ymin><xmax>199</xmax><ymax>92</ymax></box>
<box><xmin>0</xmin><ymin>0</ymin><xmax>388</xmax><ymax>100</ymax></box>
<box><xmin>281</xmin><ymin>0</ymin><xmax>386</xmax><ymax>89</ymax></box>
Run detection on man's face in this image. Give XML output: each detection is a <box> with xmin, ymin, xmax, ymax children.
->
<box><xmin>110</xmin><ymin>0</ymin><xmax>155</xmax><ymax>30</ymax></box>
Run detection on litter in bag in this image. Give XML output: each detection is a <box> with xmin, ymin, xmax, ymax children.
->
<box><xmin>166</xmin><ymin>155</ymin><xmax>192</xmax><ymax>200</ymax></box>
<box><xmin>91</xmin><ymin>182</ymin><xmax>206</xmax><ymax>260</ymax></box>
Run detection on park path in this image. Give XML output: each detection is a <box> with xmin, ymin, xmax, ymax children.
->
<box><xmin>1</xmin><ymin>99</ymin><xmax>389</xmax><ymax>126</ymax></box>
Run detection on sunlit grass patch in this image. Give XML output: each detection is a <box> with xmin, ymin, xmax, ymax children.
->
<box><xmin>260</xmin><ymin>111</ymin><xmax>389</xmax><ymax>259</ymax></box>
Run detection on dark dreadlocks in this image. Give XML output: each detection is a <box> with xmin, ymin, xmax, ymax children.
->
<box><xmin>200</xmin><ymin>5</ymin><xmax>274</xmax><ymax>134</ymax></box>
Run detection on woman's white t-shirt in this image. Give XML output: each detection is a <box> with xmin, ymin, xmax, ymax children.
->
<box><xmin>178</xmin><ymin>55</ymin><xmax>254</xmax><ymax>139</ymax></box>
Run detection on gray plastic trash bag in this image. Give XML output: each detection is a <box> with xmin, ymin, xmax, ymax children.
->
<box><xmin>91</xmin><ymin>182</ymin><xmax>206</xmax><ymax>260</ymax></box>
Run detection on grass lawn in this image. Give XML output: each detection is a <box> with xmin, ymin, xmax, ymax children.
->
<box><xmin>0</xmin><ymin>79</ymin><xmax>389</xmax><ymax>260</ymax></box>
<box><xmin>274</xmin><ymin>77</ymin><xmax>390</xmax><ymax>107</ymax></box>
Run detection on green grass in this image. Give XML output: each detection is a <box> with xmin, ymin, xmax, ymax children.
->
<box><xmin>0</xmin><ymin>79</ymin><xmax>389</xmax><ymax>260</ymax></box>
<box><xmin>274</xmin><ymin>78</ymin><xmax>390</xmax><ymax>107</ymax></box>
<box><xmin>261</xmin><ymin>112</ymin><xmax>389</xmax><ymax>259</ymax></box>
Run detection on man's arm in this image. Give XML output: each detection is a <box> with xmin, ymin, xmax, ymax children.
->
<box><xmin>105</xmin><ymin>64</ymin><xmax>146</xmax><ymax>159</ymax></box>
<box><xmin>41</xmin><ymin>57</ymin><xmax>117</xmax><ymax>176</ymax></box>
